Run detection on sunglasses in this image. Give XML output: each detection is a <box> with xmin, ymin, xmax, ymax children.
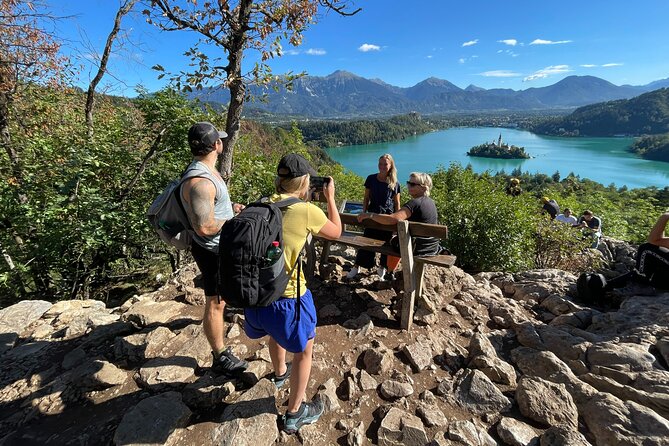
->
<box><xmin>406</xmin><ymin>181</ymin><xmax>421</xmax><ymax>187</ymax></box>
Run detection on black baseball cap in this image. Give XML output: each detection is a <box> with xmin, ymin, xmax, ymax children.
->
<box><xmin>188</xmin><ymin>122</ymin><xmax>227</xmax><ymax>153</ymax></box>
<box><xmin>277</xmin><ymin>153</ymin><xmax>317</xmax><ymax>178</ymax></box>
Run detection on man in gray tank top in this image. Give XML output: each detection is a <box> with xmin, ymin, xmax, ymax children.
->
<box><xmin>181</xmin><ymin>122</ymin><xmax>248</xmax><ymax>376</ymax></box>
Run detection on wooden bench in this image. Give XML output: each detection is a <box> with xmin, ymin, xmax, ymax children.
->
<box><xmin>309</xmin><ymin>212</ymin><xmax>456</xmax><ymax>331</ymax></box>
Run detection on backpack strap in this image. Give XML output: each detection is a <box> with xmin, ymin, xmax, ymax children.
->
<box><xmin>268</xmin><ymin>195</ymin><xmax>305</xmax><ymax>321</ymax></box>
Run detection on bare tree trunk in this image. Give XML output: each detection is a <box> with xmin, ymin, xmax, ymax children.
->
<box><xmin>85</xmin><ymin>0</ymin><xmax>136</xmax><ymax>140</ymax></box>
<box><xmin>220</xmin><ymin>0</ymin><xmax>252</xmax><ymax>183</ymax></box>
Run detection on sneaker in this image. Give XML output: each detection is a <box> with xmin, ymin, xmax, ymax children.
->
<box><xmin>271</xmin><ymin>362</ymin><xmax>292</xmax><ymax>388</ymax></box>
<box><xmin>282</xmin><ymin>399</ymin><xmax>324</xmax><ymax>434</ymax></box>
<box><xmin>211</xmin><ymin>348</ymin><xmax>248</xmax><ymax>376</ymax></box>
<box><xmin>377</xmin><ymin>267</ymin><xmax>387</xmax><ymax>280</ymax></box>
<box><xmin>346</xmin><ymin>266</ymin><xmax>359</xmax><ymax>279</ymax></box>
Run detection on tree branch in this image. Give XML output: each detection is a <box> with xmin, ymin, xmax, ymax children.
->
<box><xmin>117</xmin><ymin>127</ymin><xmax>166</xmax><ymax>204</ymax></box>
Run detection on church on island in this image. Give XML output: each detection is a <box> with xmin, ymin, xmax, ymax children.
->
<box><xmin>467</xmin><ymin>134</ymin><xmax>531</xmax><ymax>159</ymax></box>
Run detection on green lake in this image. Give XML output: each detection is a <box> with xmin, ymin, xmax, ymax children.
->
<box><xmin>326</xmin><ymin>127</ymin><xmax>669</xmax><ymax>189</ymax></box>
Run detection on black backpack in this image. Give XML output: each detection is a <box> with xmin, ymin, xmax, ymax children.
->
<box><xmin>576</xmin><ymin>272</ymin><xmax>607</xmax><ymax>304</ymax></box>
<box><xmin>217</xmin><ymin>197</ymin><xmax>301</xmax><ymax>308</ymax></box>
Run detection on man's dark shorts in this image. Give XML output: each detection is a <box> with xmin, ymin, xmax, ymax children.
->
<box><xmin>191</xmin><ymin>241</ymin><xmax>218</xmax><ymax>297</ymax></box>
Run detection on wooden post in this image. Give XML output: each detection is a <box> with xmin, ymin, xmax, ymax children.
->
<box><xmin>318</xmin><ymin>240</ymin><xmax>333</xmax><ymax>279</ymax></box>
<box><xmin>398</xmin><ymin>220</ymin><xmax>415</xmax><ymax>330</ymax></box>
<box><xmin>414</xmin><ymin>261</ymin><xmax>426</xmax><ymax>303</ymax></box>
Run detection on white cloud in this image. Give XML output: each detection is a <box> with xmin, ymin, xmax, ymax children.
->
<box><xmin>471</xmin><ymin>55</ymin><xmax>479</xmax><ymax>58</ymax></box>
<box><xmin>305</xmin><ymin>48</ymin><xmax>326</xmax><ymax>56</ymax></box>
<box><xmin>498</xmin><ymin>39</ymin><xmax>517</xmax><ymax>46</ymax></box>
<box><xmin>459</xmin><ymin>58</ymin><xmax>466</xmax><ymax>64</ymax></box>
<box><xmin>580</xmin><ymin>64</ymin><xmax>597</xmax><ymax>68</ymax></box>
<box><xmin>284</xmin><ymin>49</ymin><xmax>300</xmax><ymax>56</ymax></box>
<box><xmin>602</xmin><ymin>62</ymin><xmax>623</xmax><ymax>67</ymax></box>
<box><xmin>479</xmin><ymin>70</ymin><xmax>522</xmax><ymax>77</ymax></box>
<box><xmin>530</xmin><ymin>39</ymin><xmax>572</xmax><ymax>45</ymax></box>
<box><xmin>523</xmin><ymin>64</ymin><xmax>571</xmax><ymax>81</ymax></box>
<box><xmin>462</xmin><ymin>39</ymin><xmax>479</xmax><ymax>47</ymax></box>
<box><xmin>358</xmin><ymin>43</ymin><xmax>380</xmax><ymax>52</ymax></box>
<box><xmin>427</xmin><ymin>55</ymin><xmax>433</xmax><ymax>59</ymax></box>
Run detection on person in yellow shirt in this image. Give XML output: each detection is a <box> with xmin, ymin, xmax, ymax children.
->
<box><xmin>243</xmin><ymin>154</ymin><xmax>341</xmax><ymax>434</ymax></box>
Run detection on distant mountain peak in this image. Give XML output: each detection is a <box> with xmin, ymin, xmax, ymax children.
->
<box><xmin>326</xmin><ymin>70</ymin><xmax>360</xmax><ymax>79</ymax></box>
<box><xmin>465</xmin><ymin>84</ymin><xmax>485</xmax><ymax>92</ymax></box>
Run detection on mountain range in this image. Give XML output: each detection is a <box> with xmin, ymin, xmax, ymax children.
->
<box><xmin>191</xmin><ymin>71</ymin><xmax>669</xmax><ymax>118</ymax></box>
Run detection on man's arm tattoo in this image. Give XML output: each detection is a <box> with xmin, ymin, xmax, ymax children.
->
<box><xmin>187</xmin><ymin>181</ymin><xmax>225</xmax><ymax>234</ymax></box>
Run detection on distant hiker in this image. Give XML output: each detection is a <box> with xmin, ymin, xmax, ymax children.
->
<box><xmin>541</xmin><ymin>196</ymin><xmax>560</xmax><ymax>219</ymax></box>
<box><xmin>576</xmin><ymin>210</ymin><xmax>602</xmax><ymax>248</ymax></box>
<box><xmin>358</xmin><ymin>172</ymin><xmax>445</xmax><ymax>260</ymax></box>
<box><xmin>181</xmin><ymin>122</ymin><xmax>248</xmax><ymax>376</ymax></box>
<box><xmin>506</xmin><ymin>177</ymin><xmax>522</xmax><ymax>197</ymax></box>
<box><xmin>556</xmin><ymin>208</ymin><xmax>578</xmax><ymax>225</ymax></box>
<box><xmin>347</xmin><ymin>154</ymin><xmax>401</xmax><ymax>280</ymax></box>
<box><xmin>243</xmin><ymin>154</ymin><xmax>342</xmax><ymax>434</ymax></box>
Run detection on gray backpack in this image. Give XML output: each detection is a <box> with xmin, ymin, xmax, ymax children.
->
<box><xmin>146</xmin><ymin>170</ymin><xmax>203</xmax><ymax>250</ymax></box>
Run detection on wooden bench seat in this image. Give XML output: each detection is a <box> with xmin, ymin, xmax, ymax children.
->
<box><xmin>307</xmin><ymin>211</ymin><xmax>456</xmax><ymax>331</ymax></box>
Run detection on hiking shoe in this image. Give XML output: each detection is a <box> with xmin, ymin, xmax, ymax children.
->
<box><xmin>282</xmin><ymin>399</ymin><xmax>324</xmax><ymax>434</ymax></box>
<box><xmin>377</xmin><ymin>267</ymin><xmax>387</xmax><ymax>280</ymax></box>
<box><xmin>271</xmin><ymin>362</ymin><xmax>292</xmax><ymax>388</ymax></box>
<box><xmin>211</xmin><ymin>348</ymin><xmax>248</xmax><ymax>376</ymax></box>
<box><xmin>346</xmin><ymin>266</ymin><xmax>359</xmax><ymax>279</ymax></box>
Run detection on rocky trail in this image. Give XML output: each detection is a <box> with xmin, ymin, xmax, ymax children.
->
<box><xmin>1</xmin><ymin>240</ymin><xmax>668</xmax><ymax>445</ymax></box>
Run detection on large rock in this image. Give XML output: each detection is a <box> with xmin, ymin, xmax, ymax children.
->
<box><xmin>451</xmin><ymin>369</ymin><xmax>512</xmax><ymax>415</ymax></box>
<box><xmin>377</xmin><ymin>407</ymin><xmax>428</xmax><ymax>446</ymax></box>
<box><xmin>586</xmin><ymin>341</ymin><xmax>660</xmax><ymax>372</ymax></box>
<box><xmin>402</xmin><ymin>342</ymin><xmax>433</xmax><ymax>371</ymax></box>
<box><xmin>378</xmin><ymin>380</ymin><xmax>414</xmax><ymax>400</ymax></box>
<box><xmin>317</xmin><ymin>377</ymin><xmax>341</xmax><ymax>412</ymax></box>
<box><xmin>540</xmin><ymin>426</ymin><xmax>592</xmax><ymax>446</ymax></box>
<box><xmin>136</xmin><ymin>356</ymin><xmax>199</xmax><ymax>390</ymax></box>
<box><xmin>113</xmin><ymin>391</ymin><xmax>191</xmax><ymax>445</ymax></box>
<box><xmin>182</xmin><ymin>375</ymin><xmax>234</xmax><ymax>409</ymax></box>
<box><xmin>362</xmin><ymin>341</ymin><xmax>394</xmax><ymax>375</ymax></box>
<box><xmin>467</xmin><ymin>333</ymin><xmax>517</xmax><ymax>386</ymax></box>
<box><xmin>122</xmin><ymin>300</ymin><xmax>189</xmax><ymax>327</ymax></box>
<box><xmin>496</xmin><ymin>417</ymin><xmax>539</xmax><ymax>446</ymax></box>
<box><xmin>580</xmin><ymin>393</ymin><xmax>669</xmax><ymax>446</ymax></box>
<box><xmin>516</xmin><ymin>376</ymin><xmax>578</xmax><ymax>429</ymax></box>
<box><xmin>212</xmin><ymin>379</ymin><xmax>279</xmax><ymax>446</ymax></box>
<box><xmin>0</xmin><ymin>300</ymin><xmax>52</xmax><ymax>354</ymax></box>
<box><xmin>72</xmin><ymin>359</ymin><xmax>128</xmax><ymax>390</ymax></box>
<box><xmin>587</xmin><ymin>294</ymin><xmax>669</xmax><ymax>344</ymax></box>
<box><xmin>447</xmin><ymin>420</ymin><xmax>497</xmax><ymax>446</ymax></box>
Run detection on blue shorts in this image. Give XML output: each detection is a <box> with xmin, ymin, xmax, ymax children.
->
<box><xmin>243</xmin><ymin>290</ymin><xmax>317</xmax><ymax>354</ymax></box>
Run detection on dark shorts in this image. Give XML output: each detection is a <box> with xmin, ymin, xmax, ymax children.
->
<box><xmin>243</xmin><ymin>290</ymin><xmax>317</xmax><ymax>353</ymax></box>
<box><xmin>191</xmin><ymin>241</ymin><xmax>218</xmax><ymax>297</ymax></box>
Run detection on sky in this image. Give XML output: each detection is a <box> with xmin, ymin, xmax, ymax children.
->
<box><xmin>50</xmin><ymin>0</ymin><xmax>669</xmax><ymax>96</ymax></box>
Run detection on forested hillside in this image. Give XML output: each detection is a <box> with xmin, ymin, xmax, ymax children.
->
<box><xmin>297</xmin><ymin>113</ymin><xmax>438</xmax><ymax>148</ymax></box>
<box><xmin>630</xmin><ymin>133</ymin><xmax>669</xmax><ymax>161</ymax></box>
<box><xmin>530</xmin><ymin>88</ymin><xmax>669</xmax><ymax>136</ymax></box>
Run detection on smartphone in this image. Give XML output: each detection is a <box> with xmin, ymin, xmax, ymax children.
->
<box><xmin>309</xmin><ymin>176</ymin><xmax>330</xmax><ymax>190</ymax></box>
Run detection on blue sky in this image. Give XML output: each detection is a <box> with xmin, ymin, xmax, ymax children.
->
<box><xmin>51</xmin><ymin>0</ymin><xmax>669</xmax><ymax>96</ymax></box>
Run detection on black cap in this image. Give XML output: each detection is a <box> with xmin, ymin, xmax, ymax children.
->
<box><xmin>277</xmin><ymin>153</ymin><xmax>317</xmax><ymax>178</ymax></box>
<box><xmin>188</xmin><ymin>122</ymin><xmax>227</xmax><ymax>153</ymax></box>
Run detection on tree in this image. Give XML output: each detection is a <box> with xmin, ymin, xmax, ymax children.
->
<box><xmin>144</xmin><ymin>0</ymin><xmax>360</xmax><ymax>183</ymax></box>
<box><xmin>0</xmin><ymin>0</ymin><xmax>65</xmax><ymax>204</ymax></box>
<box><xmin>85</xmin><ymin>0</ymin><xmax>138</xmax><ymax>139</ymax></box>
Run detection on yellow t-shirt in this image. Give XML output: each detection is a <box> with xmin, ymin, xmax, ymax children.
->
<box><xmin>270</xmin><ymin>193</ymin><xmax>328</xmax><ymax>298</ymax></box>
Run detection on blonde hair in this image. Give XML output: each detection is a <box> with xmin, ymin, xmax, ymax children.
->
<box><xmin>275</xmin><ymin>174</ymin><xmax>309</xmax><ymax>197</ymax></box>
<box><xmin>380</xmin><ymin>154</ymin><xmax>398</xmax><ymax>191</ymax></box>
<box><xmin>409</xmin><ymin>172</ymin><xmax>433</xmax><ymax>196</ymax></box>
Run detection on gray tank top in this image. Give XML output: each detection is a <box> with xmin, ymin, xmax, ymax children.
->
<box><xmin>181</xmin><ymin>160</ymin><xmax>233</xmax><ymax>253</ymax></box>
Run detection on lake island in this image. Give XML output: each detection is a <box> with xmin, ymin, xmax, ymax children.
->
<box><xmin>467</xmin><ymin>134</ymin><xmax>530</xmax><ymax>159</ymax></box>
